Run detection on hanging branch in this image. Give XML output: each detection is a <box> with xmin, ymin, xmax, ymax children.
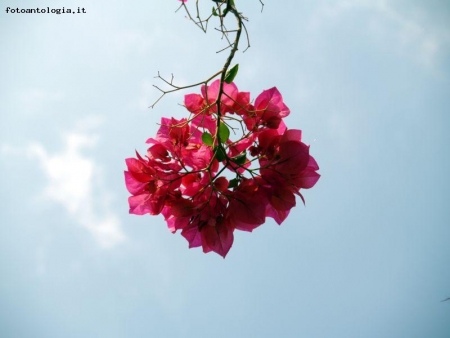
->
<box><xmin>150</xmin><ymin>0</ymin><xmax>249</xmax><ymax>108</ymax></box>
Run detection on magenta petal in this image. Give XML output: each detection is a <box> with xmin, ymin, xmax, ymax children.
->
<box><xmin>124</xmin><ymin>171</ymin><xmax>147</xmax><ymax>195</ymax></box>
<box><xmin>276</xmin><ymin>120</ymin><xmax>287</xmax><ymax>134</ymax></box>
<box><xmin>202</xmin><ymin>79</ymin><xmax>238</xmax><ymax>108</ymax></box>
<box><xmin>255</xmin><ymin>87</ymin><xmax>290</xmax><ymax>118</ymax></box>
<box><xmin>181</xmin><ymin>222</ymin><xmax>202</xmax><ymax>248</ymax></box>
<box><xmin>167</xmin><ymin>216</ymin><xmax>190</xmax><ymax>233</ymax></box>
<box><xmin>148</xmin><ymin>144</ymin><xmax>169</xmax><ymax>161</ymax></box>
<box><xmin>270</xmin><ymin>188</ymin><xmax>296</xmax><ymax>211</ymax></box>
<box><xmin>233</xmin><ymin>91</ymin><xmax>250</xmax><ymax>114</ymax></box>
<box><xmin>128</xmin><ymin>194</ymin><xmax>151</xmax><ymax>215</ymax></box>
<box><xmin>125</xmin><ymin>157</ymin><xmax>142</xmax><ymax>171</ymax></box>
<box><xmin>278</xmin><ymin>141</ymin><xmax>310</xmax><ymax>173</ymax></box>
<box><xmin>296</xmin><ymin>170</ymin><xmax>321</xmax><ymax>189</ymax></box>
<box><xmin>281</xmin><ymin>129</ymin><xmax>302</xmax><ymax>143</ymax></box>
<box><xmin>184</xmin><ymin>93</ymin><xmax>204</xmax><ymax>113</ymax></box>
<box><xmin>233</xmin><ymin>219</ymin><xmax>262</xmax><ymax>232</ymax></box>
<box><xmin>258</xmin><ymin>129</ymin><xmax>279</xmax><ymax>150</ymax></box>
<box><xmin>308</xmin><ymin>155</ymin><xmax>320</xmax><ymax>170</ymax></box>
<box><xmin>201</xmin><ymin>222</ymin><xmax>234</xmax><ymax>258</ymax></box>
<box><xmin>170</xmin><ymin>199</ymin><xmax>194</xmax><ymax>217</ymax></box>
<box><xmin>265</xmin><ymin>203</ymin><xmax>290</xmax><ymax>225</ymax></box>
<box><xmin>229</xmin><ymin>195</ymin><xmax>266</xmax><ymax>232</ymax></box>
<box><xmin>232</xmin><ymin>133</ymin><xmax>255</xmax><ymax>153</ymax></box>
<box><xmin>125</xmin><ymin>157</ymin><xmax>154</xmax><ymax>182</ymax></box>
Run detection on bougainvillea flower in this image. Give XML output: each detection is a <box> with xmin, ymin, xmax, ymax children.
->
<box><xmin>184</xmin><ymin>79</ymin><xmax>239</xmax><ymax>116</ymax></box>
<box><xmin>177</xmin><ymin>192</ymin><xmax>234</xmax><ymax>257</ymax></box>
<box><xmin>253</xmin><ymin>87</ymin><xmax>290</xmax><ymax>129</ymax></box>
<box><xmin>201</xmin><ymin>80</ymin><xmax>238</xmax><ymax>113</ymax></box>
<box><xmin>231</xmin><ymin>91</ymin><xmax>251</xmax><ymax>116</ymax></box>
<box><xmin>125</xmin><ymin>153</ymin><xmax>183</xmax><ymax>216</ymax></box>
<box><xmin>125</xmin><ymin>82</ymin><xmax>320</xmax><ymax>257</ymax></box>
<box><xmin>291</xmin><ymin>156</ymin><xmax>321</xmax><ymax>189</ymax></box>
<box><xmin>146</xmin><ymin>117</ymin><xmax>189</xmax><ymax>151</ymax></box>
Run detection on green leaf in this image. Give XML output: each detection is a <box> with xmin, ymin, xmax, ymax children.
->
<box><xmin>212</xmin><ymin>7</ymin><xmax>218</xmax><ymax>16</ymax></box>
<box><xmin>232</xmin><ymin>152</ymin><xmax>246</xmax><ymax>165</ymax></box>
<box><xmin>214</xmin><ymin>146</ymin><xmax>227</xmax><ymax>162</ymax></box>
<box><xmin>202</xmin><ymin>132</ymin><xmax>214</xmax><ymax>146</ymax></box>
<box><xmin>218</xmin><ymin>122</ymin><xmax>230</xmax><ymax>142</ymax></box>
<box><xmin>224</xmin><ymin>64</ymin><xmax>239</xmax><ymax>84</ymax></box>
<box><xmin>228</xmin><ymin>178</ymin><xmax>239</xmax><ymax>189</ymax></box>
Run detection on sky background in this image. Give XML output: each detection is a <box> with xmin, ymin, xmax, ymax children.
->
<box><xmin>1</xmin><ymin>0</ymin><xmax>449</xmax><ymax>337</ymax></box>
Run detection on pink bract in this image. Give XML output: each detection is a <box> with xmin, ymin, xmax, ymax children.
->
<box><xmin>125</xmin><ymin>82</ymin><xmax>320</xmax><ymax>257</ymax></box>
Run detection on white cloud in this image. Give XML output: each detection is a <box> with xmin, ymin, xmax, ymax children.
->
<box><xmin>73</xmin><ymin>115</ymin><xmax>105</xmax><ymax>131</ymax></box>
<box><xmin>374</xmin><ymin>0</ymin><xmax>446</xmax><ymax>68</ymax></box>
<box><xmin>307</xmin><ymin>0</ymin><xmax>450</xmax><ymax>69</ymax></box>
<box><xmin>3</xmin><ymin>119</ymin><xmax>126</xmax><ymax>249</ymax></box>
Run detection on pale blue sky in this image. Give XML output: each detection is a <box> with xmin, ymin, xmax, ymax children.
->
<box><xmin>1</xmin><ymin>0</ymin><xmax>449</xmax><ymax>337</ymax></box>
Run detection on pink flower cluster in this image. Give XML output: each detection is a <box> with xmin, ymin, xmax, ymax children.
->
<box><xmin>125</xmin><ymin>80</ymin><xmax>320</xmax><ymax>257</ymax></box>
